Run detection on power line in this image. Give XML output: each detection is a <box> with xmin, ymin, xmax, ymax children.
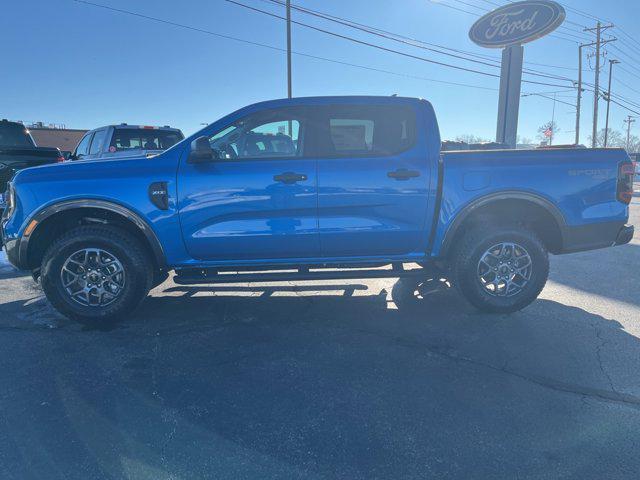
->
<box><xmin>522</xmin><ymin>92</ymin><xmax>577</xmax><ymax>109</ymax></box>
<box><xmin>433</xmin><ymin>0</ymin><xmax>640</xmax><ymax>113</ymax></box>
<box><xmin>262</xmin><ymin>0</ymin><xmax>576</xmax><ymax>82</ymax></box>
<box><xmin>223</xmin><ymin>0</ymin><xmax>574</xmax><ymax>87</ymax></box>
<box><xmin>73</xmin><ymin>0</ymin><xmax>640</xmax><ymax>118</ymax></box>
<box><xmin>223</xmin><ymin>0</ymin><xmax>501</xmax><ymax>78</ymax></box>
<box><xmin>431</xmin><ymin>0</ymin><xmax>585</xmax><ymax>44</ymax></box>
<box><xmin>260</xmin><ymin>0</ymin><xmax>506</xmax><ymax>70</ymax></box>
<box><xmin>446</xmin><ymin>0</ymin><xmax>593</xmax><ymax>40</ymax></box>
<box><xmin>70</xmin><ymin>0</ymin><xmax>499</xmax><ymax>93</ymax></box>
<box><xmin>265</xmin><ymin>0</ymin><xmax>579</xmax><ymax>72</ymax></box>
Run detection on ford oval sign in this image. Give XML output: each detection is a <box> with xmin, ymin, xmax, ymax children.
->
<box><xmin>469</xmin><ymin>0</ymin><xmax>566</xmax><ymax>48</ymax></box>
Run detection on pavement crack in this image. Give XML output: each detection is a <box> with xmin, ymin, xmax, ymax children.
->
<box><xmin>593</xmin><ymin>324</ymin><xmax>619</xmax><ymax>395</ymax></box>
<box><xmin>345</xmin><ymin>326</ymin><xmax>640</xmax><ymax>410</ymax></box>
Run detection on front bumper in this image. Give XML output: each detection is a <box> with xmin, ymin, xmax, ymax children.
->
<box><xmin>615</xmin><ymin>224</ymin><xmax>635</xmax><ymax>246</ymax></box>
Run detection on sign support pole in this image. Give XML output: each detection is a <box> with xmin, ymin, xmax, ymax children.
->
<box><xmin>496</xmin><ymin>45</ymin><xmax>524</xmax><ymax>149</ymax></box>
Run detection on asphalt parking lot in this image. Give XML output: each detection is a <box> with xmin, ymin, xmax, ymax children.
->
<box><xmin>1</xmin><ymin>194</ymin><xmax>639</xmax><ymax>480</ymax></box>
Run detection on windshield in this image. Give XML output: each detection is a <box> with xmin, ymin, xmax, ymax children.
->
<box><xmin>110</xmin><ymin>129</ymin><xmax>184</xmax><ymax>152</ymax></box>
<box><xmin>0</xmin><ymin>123</ymin><xmax>34</xmax><ymax>148</ymax></box>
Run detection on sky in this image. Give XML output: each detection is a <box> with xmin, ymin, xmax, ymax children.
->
<box><xmin>1</xmin><ymin>0</ymin><xmax>639</xmax><ymax>145</ymax></box>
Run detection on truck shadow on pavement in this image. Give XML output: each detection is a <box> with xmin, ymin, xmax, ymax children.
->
<box><xmin>547</xmin><ymin>242</ymin><xmax>639</xmax><ymax>308</ymax></box>
<box><xmin>3</xmin><ymin>279</ymin><xmax>640</xmax><ymax>478</ymax></box>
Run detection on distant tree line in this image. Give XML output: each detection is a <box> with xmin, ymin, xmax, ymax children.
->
<box><xmin>454</xmin><ymin>125</ymin><xmax>640</xmax><ymax>152</ymax></box>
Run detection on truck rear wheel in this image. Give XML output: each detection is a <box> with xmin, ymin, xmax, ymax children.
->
<box><xmin>40</xmin><ymin>225</ymin><xmax>153</xmax><ymax>325</ymax></box>
<box><xmin>451</xmin><ymin>227</ymin><xmax>549</xmax><ymax>314</ymax></box>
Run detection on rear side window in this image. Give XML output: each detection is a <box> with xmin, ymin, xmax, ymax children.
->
<box><xmin>89</xmin><ymin>129</ymin><xmax>107</xmax><ymax>155</ymax></box>
<box><xmin>110</xmin><ymin>129</ymin><xmax>184</xmax><ymax>152</ymax></box>
<box><xmin>307</xmin><ymin>105</ymin><xmax>417</xmax><ymax>157</ymax></box>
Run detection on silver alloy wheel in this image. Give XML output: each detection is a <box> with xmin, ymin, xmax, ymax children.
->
<box><xmin>60</xmin><ymin>248</ymin><xmax>126</xmax><ymax>307</ymax></box>
<box><xmin>477</xmin><ymin>242</ymin><xmax>532</xmax><ymax>297</ymax></box>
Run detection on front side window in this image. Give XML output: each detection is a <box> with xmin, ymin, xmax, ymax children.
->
<box><xmin>75</xmin><ymin>133</ymin><xmax>93</xmax><ymax>157</ymax></box>
<box><xmin>207</xmin><ymin>109</ymin><xmax>302</xmax><ymax>160</ymax></box>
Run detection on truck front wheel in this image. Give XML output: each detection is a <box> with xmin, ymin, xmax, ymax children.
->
<box><xmin>451</xmin><ymin>227</ymin><xmax>549</xmax><ymax>314</ymax></box>
<box><xmin>40</xmin><ymin>225</ymin><xmax>153</xmax><ymax>325</ymax></box>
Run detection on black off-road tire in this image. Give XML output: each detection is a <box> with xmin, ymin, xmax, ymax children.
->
<box><xmin>451</xmin><ymin>226</ymin><xmax>549</xmax><ymax>314</ymax></box>
<box><xmin>40</xmin><ymin>225</ymin><xmax>153</xmax><ymax>325</ymax></box>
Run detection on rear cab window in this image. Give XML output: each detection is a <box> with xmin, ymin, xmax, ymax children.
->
<box><xmin>0</xmin><ymin>123</ymin><xmax>36</xmax><ymax>148</ymax></box>
<box><xmin>109</xmin><ymin>128</ymin><xmax>184</xmax><ymax>152</ymax></box>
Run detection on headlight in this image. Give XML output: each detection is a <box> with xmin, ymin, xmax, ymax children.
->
<box><xmin>0</xmin><ymin>162</ymin><xmax>7</xmax><ymax>170</ymax></box>
<box><xmin>2</xmin><ymin>182</ymin><xmax>15</xmax><ymax>219</ymax></box>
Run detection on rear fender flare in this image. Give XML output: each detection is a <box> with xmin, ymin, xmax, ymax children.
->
<box><xmin>439</xmin><ymin>191</ymin><xmax>567</xmax><ymax>257</ymax></box>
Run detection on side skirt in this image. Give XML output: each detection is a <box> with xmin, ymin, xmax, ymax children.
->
<box><xmin>174</xmin><ymin>262</ymin><xmax>440</xmax><ymax>285</ymax></box>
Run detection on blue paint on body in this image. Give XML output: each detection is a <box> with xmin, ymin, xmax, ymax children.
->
<box><xmin>2</xmin><ymin>96</ymin><xmax>631</xmax><ymax>271</ymax></box>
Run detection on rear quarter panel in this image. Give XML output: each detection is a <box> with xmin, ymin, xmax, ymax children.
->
<box><xmin>432</xmin><ymin>148</ymin><xmax>630</xmax><ymax>256</ymax></box>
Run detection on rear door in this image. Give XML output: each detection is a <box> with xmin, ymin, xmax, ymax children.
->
<box><xmin>178</xmin><ymin>106</ymin><xmax>319</xmax><ymax>262</ymax></box>
<box><xmin>312</xmin><ymin>102</ymin><xmax>431</xmax><ymax>258</ymax></box>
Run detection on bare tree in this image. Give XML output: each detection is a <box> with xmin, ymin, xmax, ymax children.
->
<box><xmin>537</xmin><ymin>121</ymin><xmax>559</xmax><ymax>143</ymax></box>
<box><xmin>517</xmin><ymin>135</ymin><xmax>534</xmax><ymax>145</ymax></box>
<box><xmin>455</xmin><ymin>134</ymin><xmax>490</xmax><ymax>144</ymax></box>
<box><xmin>625</xmin><ymin>134</ymin><xmax>640</xmax><ymax>152</ymax></box>
<box><xmin>588</xmin><ymin>128</ymin><xmax>624</xmax><ymax>148</ymax></box>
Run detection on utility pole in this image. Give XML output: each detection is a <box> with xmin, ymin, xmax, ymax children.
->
<box><xmin>550</xmin><ymin>93</ymin><xmax>557</xmax><ymax>146</ymax></box>
<box><xmin>286</xmin><ymin>0</ymin><xmax>292</xmax><ymax>136</ymax></box>
<box><xmin>584</xmin><ymin>22</ymin><xmax>615</xmax><ymax>148</ymax></box>
<box><xmin>575</xmin><ymin>44</ymin><xmax>584</xmax><ymax>145</ymax></box>
<box><xmin>625</xmin><ymin>115</ymin><xmax>636</xmax><ymax>151</ymax></box>
<box><xmin>604</xmin><ymin>59</ymin><xmax>620</xmax><ymax>147</ymax></box>
<box><xmin>286</xmin><ymin>0</ymin><xmax>292</xmax><ymax>99</ymax></box>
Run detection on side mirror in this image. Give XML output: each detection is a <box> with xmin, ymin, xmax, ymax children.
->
<box><xmin>62</xmin><ymin>151</ymin><xmax>73</xmax><ymax>161</ymax></box>
<box><xmin>188</xmin><ymin>136</ymin><xmax>218</xmax><ymax>164</ymax></box>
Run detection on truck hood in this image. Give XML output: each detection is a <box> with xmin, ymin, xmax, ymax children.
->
<box><xmin>12</xmin><ymin>153</ymin><xmax>151</xmax><ymax>186</ymax></box>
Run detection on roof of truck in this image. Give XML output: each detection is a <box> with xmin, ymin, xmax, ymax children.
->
<box><xmin>250</xmin><ymin>95</ymin><xmax>426</xmax><ymax>107</ymax></box>
<box><xmin>102</xmin><ymin>124</ymin><xmax>182</xmax><ymax>131</ymax></box>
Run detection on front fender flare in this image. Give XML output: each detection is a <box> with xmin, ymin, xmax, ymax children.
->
<box><xmin>19</xmin><ymin>199</ymin><xmax>166</xmax><ymax>270</ymax></box>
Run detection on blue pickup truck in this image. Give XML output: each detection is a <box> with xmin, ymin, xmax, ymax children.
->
<box><xmin>1</xmin><ymin>96</ymin><xmax>635</xmax><ymax>324</ymax></box>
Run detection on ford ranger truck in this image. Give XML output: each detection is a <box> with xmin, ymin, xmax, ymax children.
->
<box><xmin>70</xmin><ymin>124</ymin><xmax>184</xmax><ymax>162</ymax></box>
<box><xmin>1</xmin><ymin>96</ymin><xmax>635</xmax><ymax>324</ymax></box>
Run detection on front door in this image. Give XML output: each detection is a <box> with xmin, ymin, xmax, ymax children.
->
<box><xmin>177</xmin><ymin>107</ymin><xmax>319</xmax><ymax>262</ymax></box>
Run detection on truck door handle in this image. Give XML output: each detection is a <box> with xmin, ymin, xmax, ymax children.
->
<box><xmin>387</xmin><ymin>169</ymin><xmax>420</xmax><ymax>181</ymax></box>
<box><xmin>274</xmin><ymin>172</ymin><xmax>308</xmax><ymax>184</ymax></box>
